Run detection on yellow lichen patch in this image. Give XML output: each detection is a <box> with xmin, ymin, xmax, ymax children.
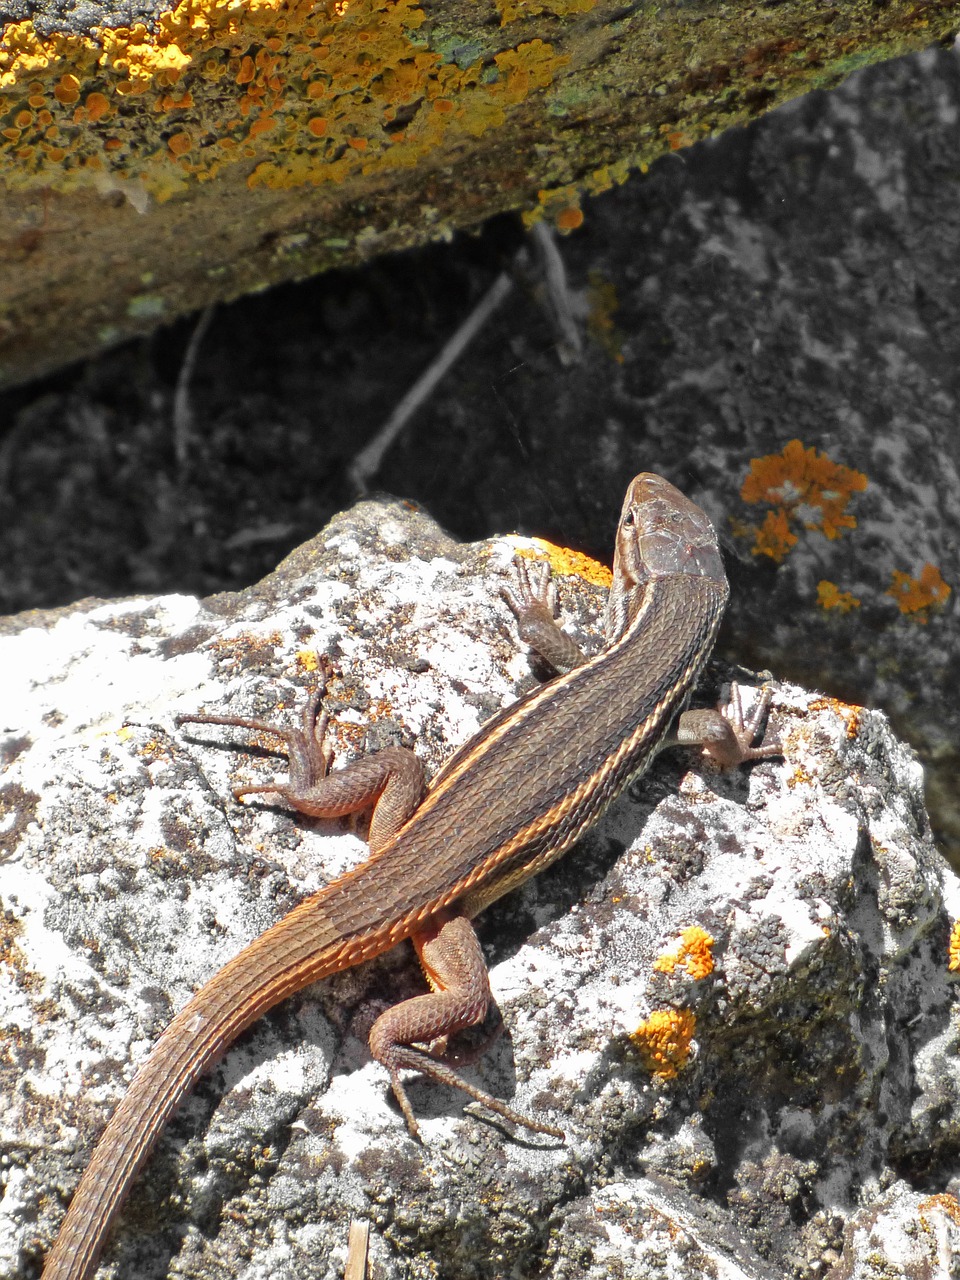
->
<box><xmin>785</xmin><ymin>762</ymin><xmax>815</xmax><ymax>790</ymax></box>
<box><xmin>491</xmin><ymin>39</ymin><xmax>567</xmax><ymax>104</ymax></box>
<box><xmin>496</xmin><ymin>0</ymin><xmax>596</xmax><ymax>25</ymax></box>
<box><xmin>816</xmin><ymin>581</ymin><xmax>860</xmax><ymax>613</ymax></box>
<box><xmin>653</xmin><ymin>926</ymin><xmax>715</xmax><ymax>980</ymax></box>
<box><xmin>0</xmin><ymin>4</ymin><xmax>569</xmax><ymax>201</ymax></box>
<box><xmin>886</xmin><ymin>564</ymin><xmax>951</xmax><ymax>622</ymax></box>
<box><xmin>631</xmin><ymin>1008</ymin><xmax>696</xmax><ymax>1080</ymax></box>
<box><xmin>948</xmin><ymin>920</ymin><xmax>960</xmax><ymax>973</ymax></box>
<box><xmin>739</xmin><ymin>440</ymin><xmax>868</xmax><ymax>563</ymax></box>
<box><xmin>585</xmin><ymin>158</ymin><xmax>631</xmax><ymax>197</ymax></box>
<box><xmin>511</xmin><ymin>537</ymin><xmax>613</xmax><ymax>588</ymax></box>
<box><xmin>296</xmin><ymin>648</ymin><xmax>322</xmax><ymax>672</ymax></box>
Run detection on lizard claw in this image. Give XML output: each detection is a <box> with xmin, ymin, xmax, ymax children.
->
<box><xmin>721</xmin><ymin>682</ymin><xmax>781</xmax><ymax>763</ymax></box>
<box><xmin>499</xmin><ymin>554</ymin><xmax>586</xmax><ymax>676</ymax></box>
<box><xmin>499</xmin><ymin>555</ymin><xmax>559</xmax><ymax>626</ymax></box>
<box><xmin>176</xmin><ymin>654</ymin><xmax>340</xmax><ymax>801</ymax></box>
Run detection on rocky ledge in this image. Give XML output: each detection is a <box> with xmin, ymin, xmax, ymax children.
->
<box><xmin>2</xmin><ymin>494</ymin><xmax>959</xmax><ymax>1279</ymax></box>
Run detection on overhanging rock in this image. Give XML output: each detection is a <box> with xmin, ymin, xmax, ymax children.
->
<box><xmin>2</xmin><ymin>0</ymin><xmax>960</xmax><ymax>384</ymax></box>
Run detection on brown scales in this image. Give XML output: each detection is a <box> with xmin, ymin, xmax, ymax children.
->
<box><xmin>42</xmin><ymin>473</ymin><xmax>780</xmax><ymax>1280</ymax></box>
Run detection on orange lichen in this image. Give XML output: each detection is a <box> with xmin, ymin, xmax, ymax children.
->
<box><xmin>523</xmin><ymin>179</ymin><xmax>583</xmax><ymax>228</ymax></box>
<box><xmin>510</xmin><ymin>538</ymin><xmax>613</xmax><ymax>589</ymax></box>
<box><xmin>949</xmin><ymin>920</ymin><xmax>960</xmax><ymax>973</ymax></box>
<box><xmin>817</xmin><ymin>581</ymin><xmax>860</xmax><ymax>613</ymax></box>
<box><xmin>918</xmin><ymin>1192</ymin><xmax>960</xmax><ymax>1227</ymax></box>
<box><xmin>810</xmin><ymin>697</ymin><xmax>862</xmax><ymax>739</ymax></box>
<box><xmin>53</xmin><ymin>74</ymin><xmax>80</xmax><ymax>105</ymax></box>
<box><xmin>0</xmin><ymin>3</ymin><xmax>569</xmax><ymax>201</ymax></box>
<box><xmin>751</xmin><ymin>508</ymin><xmax>798</xmax><ymax>562</ymax></box>
<box><xmin>631</xmin><ymin>1008</ymin><xmax>697</xmax><ymax>1080</ymax></box>
<box><xmin>652</xmin><ymin>926</ymin><xmax>715</xmax><ymax>980</ymax></box>
<box><xmin>555</xmin><ymin>204</ymin><xmax>583</xmax><ymax>231</ymax></box>
<box><xmin>85</xmin><ymin>90</ymin><xmax>109</xmax><ymax>118</ymax></box>
<box><xmin>886</xmin><ymin>564</ymin><xmax>951</xmax><ymax>622</ymax></box>
<box><xmin>739</xmin><ymin>440</ymin><xmax>868</xmax><ymax>563</ymax></box>
<box><xmin>663</xmin><ymin>127</ymin><xmax>696</xmax><ymax>150</ymax></box>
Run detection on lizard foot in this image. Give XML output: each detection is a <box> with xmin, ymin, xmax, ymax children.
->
<box><xmin>175</xmin><ymin>656</ymin><xmax>336</xmax><ymax>800</ymax></box>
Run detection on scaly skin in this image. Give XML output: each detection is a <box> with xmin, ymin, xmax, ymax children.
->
<box><xmin>41</xmin><ymin>474</ymin><xmax>778</xmax><ymax>1280</ymax></box>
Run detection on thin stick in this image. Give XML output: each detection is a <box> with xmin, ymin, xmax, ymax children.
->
<box><xmin>344</xmin><ymin>1219</ymin><xmax>370</xmax><ymax>1280</ymax></box>
<box><xmin>172</xmin><ymin>303</ymin><xmax>215</xmax><ymax>472</ymax></box>
<box><xmin>530</xmin><ymin>221</ymin><xmax>582</xmax><ymax>365</ymax></box>
<box><xmin>348</xmin><ymin>270</ymin><xmax>514</xmax><ymax>492</ymax></box>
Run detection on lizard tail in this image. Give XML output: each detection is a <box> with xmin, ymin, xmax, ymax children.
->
<box><xmin>41</xmin><ymin>888</ymin><xmax>402</xmax><ymax>1280</ymax></box>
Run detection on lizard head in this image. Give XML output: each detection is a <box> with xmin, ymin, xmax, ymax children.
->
<box><xmin>605</xmin><ymin>473</ymin><xmax>727</xmax><ymax>638</ymax></box>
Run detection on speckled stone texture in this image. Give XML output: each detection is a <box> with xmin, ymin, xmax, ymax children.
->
<box><xmin>3</xmin><ymin>495</ymin><xmax>959</xmax><ymax>1279</ymax></box>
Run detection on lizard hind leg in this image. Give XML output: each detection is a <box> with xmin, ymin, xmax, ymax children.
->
<box><xmin>368</xmin><ymin>913</ymin><xmax>564</xmax><ymax>1140</ymax></box>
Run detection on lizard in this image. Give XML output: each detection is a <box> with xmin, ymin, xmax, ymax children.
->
<box><xmin>40</xmin><ymin>472</ymin><xmax>779</xmax><ymax>1280</ymax></box>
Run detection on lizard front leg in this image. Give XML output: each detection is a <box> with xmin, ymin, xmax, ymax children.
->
<box><xmin>500</xmin><ymin>555</ymin><xmax>589</xmax><ymax>674</ymax></box>
<box><xmin>668</xmin><ymin>682</ymin><xmax>781</xmax><ymax>769</ymax></box>
<box><xmin>503</xmin><ymin>555</ymin><xmax>781</xmax><ymax>769</ymax></box>
<box><xmin>176</xmin><ymin>658</ymin><xmax>425</xmax><ymax>853</ymax></box>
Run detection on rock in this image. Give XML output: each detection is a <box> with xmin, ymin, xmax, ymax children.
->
<box><xmin>2</xmin><ymin>494</ymin><xmax>957</xmax><ymax>1278</ymax></box>
<box><xmin>2</xmin><ymin>2</ymin><xmax>958</xmax><ymax>385</ymax></box>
